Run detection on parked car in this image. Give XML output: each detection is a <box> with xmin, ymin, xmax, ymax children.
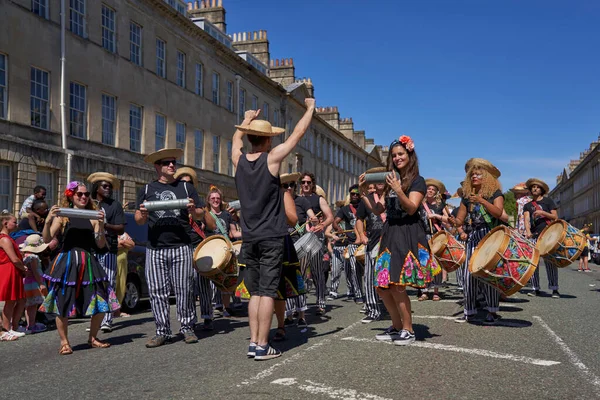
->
<box><xmin>590</xmin><ymin>234</ymin><xmax>600</xmax><ymax>265</ymax></box>
<box><xmin>121</xmin><ymin>212</ymin><xmax>150</xmax><ymax>311</ymax></box>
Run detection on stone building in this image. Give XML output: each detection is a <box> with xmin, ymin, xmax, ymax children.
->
<box><xmin>549</xmin><ymin>135</ymin><xmax>600</xmax><ymax>231</ymax></box>
<box><xmin>0</xmin><ymin>0</ymin><xmax>384</xmax><ymax>213</ymax></box>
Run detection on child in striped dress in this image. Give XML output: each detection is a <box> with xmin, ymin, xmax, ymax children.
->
<box><xmin>19</xmin><ymin>234</ymin><xmax>49</xmax><ymax>334</ymax></box>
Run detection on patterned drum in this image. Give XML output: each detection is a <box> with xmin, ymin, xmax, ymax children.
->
<box><xmin>536</xmin><ymin>220</ymin><xmax>586</xmax><ymax>268</ymax></box>
<box><xmin>469</xmin><ymin>226</ymin><xmax>539</xmax><ymax>296</ymax></box>
<box><xmin>354</xmin><ymin>245</ymin><xmax>366</xmax><ymax>264</ymax></box>
<box><xmin>295</xmin><ymin>232</ymin><xmax>322</xmax><ymax>260</ymax></box>
<box><xmin>429</xmin><ymin>231</ymin><xmax>466</xmax><ymax>273</ymax></box>
<box><xmin>193</xmin><ymin>235</ymin><xmax>238</xmax><ymax>292</ymax></box>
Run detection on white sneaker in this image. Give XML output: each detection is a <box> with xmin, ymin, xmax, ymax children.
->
<box><xmin>9</xmin><ymin>329</ymin><xmax>26</xmax><ymax>338</ymax></box>
<box><xmin>393</xmin><ymin>330</ymin><xmax>416</xmax><ymax>346</ymax></box>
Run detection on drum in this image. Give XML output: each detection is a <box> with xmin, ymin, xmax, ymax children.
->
<box><xmin>193</xmin><ymin>235</ymin><xmax>238</xmax><ymax>292</ymax></box>
<box><xmin>354</xmin><ymin>245</ymin><xmax>366</xmax><ymax>264</ymax></box>
<box><xmin>536</xmin><ymin>220</ymin><xmax>586</xmax><ymax>268</ymax></box>
<box><xmin>469</xmin><ymin>226</ymin><xmax>539</xmax><ymax>296</ymax></box>
<box><xmin>231</xmin><ymin>240</ymin><xmax>242</xmax><ymax>257</ymax></box>
<box><xmin>294</xmin><ymin>232</ymin><xmax>322</xmax><ymax>260</ymax></box>
<box><xmin>429</xmin><ymin>231</ymin><xmax>466</xmax><ymax>273</ymax></box>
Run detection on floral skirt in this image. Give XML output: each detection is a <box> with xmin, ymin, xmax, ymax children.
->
<box><xmin>374</xmin><ymin>222</ymin><xmax>437</xmax><ymax>289</ymax></box>
<box><xmin>40</xmin><ymin>248</ymin><xmax>120</xmax><ymax>317</ymax></box>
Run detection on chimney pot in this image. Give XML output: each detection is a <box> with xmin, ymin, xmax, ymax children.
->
<box><xmin>275</xmin><ymin>59</ymin><xmax>279</xmax><ymax>67</ymax></box>
<box><xmin>253</xmin><ymin>31</ymin><xmax>258</xmax><ymax>40</ymax></box>
<box><xmin>218</xmin><ymin>0</ymin><xmax>222</xmax><ymax>6</ymax></box>
<box><xmin>194</xmin><ymin>0</ymin><xmax>200</xmax><ymax>8</ymax></box>
<box><xmin>212</xmin><ymin>0</ymin><xmax>216</xmax><ymax>7</ymax></box>
<box><xmin>290</xmin><ymin>58</ymin><xmax>294</xmax><ymax>65</ymax></box>
<box><xmin>200</xmin><ymin>0</ymin><xmax>205</xmax><ymax>8</ymax></box>
<box><xmin>242</xmin><ymin>32</ymin><xmax>247</xmax><ymax>41</ymax></box>
<box><xmin>187</xmin><ymin>2</ymin><xmax>193</xmax><ymax>10</ymax></box>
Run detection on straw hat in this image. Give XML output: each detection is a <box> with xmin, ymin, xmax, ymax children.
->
<box><xmin>280</xmin><ymin>172</ymin><xmax>301</xmax><ymax>184</ymax></box>
<box><xmin>425</xmin><ymin>178</ymin><xmax>446</xmax><ymax>195</ymax></box>
<box><xmin>510</xmin><ymin>182</ymin><xmax>529</xmax><ymax>194</ymax></box>
<box><xmin>335</xmin><ymin>200</ymin><xmax>346</xmax><ymax>208</ymax></box>
<box><xmin>464</xmin><ymin>158</ymin><xmax>501</xmax><ymax>179</ymax></box>
<box><xmin>234</xmin><ymin>120</ymin><xmax>285</xmax><ymax>137</ymax></box>
<box><xmin>174</xmin><ymin>167</ymin><xmax>198</xmax><ymax>185</ymax></box>
<box><xmin>19</xmin><ymin>234</ymin><xmax>49</xmax><ymax>254</ymax></box>
<box><xmin>315</xmin><ymin>185</ymin><xmax>326</xmax><ymax>201</ymax></box>
<box><xmin>365</xmin><ymin>167</ymin><xmax>387</xmax><ymax>174</ymax></box>
<box><xmin>87</xmin><ymin>172</ymin><xmax>120</xmax><ymax>190</ymax></box>
<box><xmin>525</xmin><ymin>178</ymin><xmax>549</xmax><ymax>194</ymax></box>
<box><xmin>144</xmin><ymin>148</ymin><xmax>184</xmax><ymax>164</ymax></box>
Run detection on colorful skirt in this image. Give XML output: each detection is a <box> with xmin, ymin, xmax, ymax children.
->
<box><xmin>374</xmin><ymin>221</ymin><xmax>436</xmax><ymax>289</ymax></box>
<box><xmin>40</xmin><ymin>248</ymin><xmax>120</xmax><ymax>317</ymax></box>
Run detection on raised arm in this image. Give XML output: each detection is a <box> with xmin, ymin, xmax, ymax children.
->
<box><xmin>232</xmin><ymin>110</ymin><xmax>261</xmax><ymax>169</ymax></box>
<box><xmin>268</xmin><ymin>98</ymin><xmax>315</xmax><ymax>168</ymax></box>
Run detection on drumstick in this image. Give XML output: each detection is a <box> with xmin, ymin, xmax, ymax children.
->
<box><xmin>289</xmin><ymin>211</ymin><xmax>322</xmax><ymax>235</ymax></box>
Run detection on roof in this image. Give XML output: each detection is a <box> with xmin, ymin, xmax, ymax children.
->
<box><xmin>284</xmin><ymin>82</ymin><xmax>304</xmax><ymax>92</ymax></box>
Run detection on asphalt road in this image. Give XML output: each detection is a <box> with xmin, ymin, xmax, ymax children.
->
<box><xmin>2</xmin><ymin>261</ymin><xmax>599</xmax><ymax>400</ymax></box>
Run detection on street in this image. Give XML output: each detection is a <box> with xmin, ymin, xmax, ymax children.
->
<box><xmin>2</xmin><ymin>263</ymin><xmax>599</xmax><ymax>400</ymax></box>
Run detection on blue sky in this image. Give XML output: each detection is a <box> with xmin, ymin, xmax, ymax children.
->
<box><xmin>193</xmin><ymin>0</ymin><xmax>600</xmax><ymax>194</ymax></box>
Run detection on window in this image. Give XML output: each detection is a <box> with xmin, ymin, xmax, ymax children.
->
<box><xmin>212</xmin><ymin>135</ymin><xmax>220</xmax><ymax>172</ymax></box>
<box><xmin>32</xmin><ymin>0</ymin><xmax>49</xmax><ymax>19</ymax></box>
<box><xmin>176</xmin><ymin>122</ymin><xmax>186</xmax><ymax>163</ymax></box>
<box><xmin>30</xmin><ymin>67</ymin><xmax>49</xmax><ymax>129</ymax></box>
<box><xmin>155</xmin><ymin>114</ymin><xmax>166</xmax><ymax>151</ymax></box>
<box><xmin>329</xmin><ymin>141</ymin><xmax>333</xmax><ymax>164</ymax></box>
<box><xmin>70</xmin><ymin>0</ymin><xmax>85</xmax><ymax>37</ymax></box>
<box><xmin>227</xmin><ymin>140</ymin><xmax>233</xmax><ymax>176</ymax></box>
<box><xmin>288</xmin><ymin>163</ymin><xmax>293</xmax><ymax>174</ymax></box>
<box><xmin>101</xmin><ymin>94</ymin><xmax>116</xmax><ymax>146</ymax></box>
<box><xmin>238</xmin><ymin>88</ymin><xmax>245</xmax><ymax>120</ymax></box>
<box><xmin>195</xmin><ymin>63</ymin><xmax>203</xmax><ymax>95</ymax></box>
<box><xmin>176</xmin><ymin>50</ymin><xmax>185</xmax><ymax>87</ymax></box>
<box><xmin>0</xmin><ymin>164</ymin><xmax>12</xmax><ymax>211</ymax></box>
<box><xmin>69</xmin><ymin>82</ymin><xmax>86</xmax><ymax>138</ymax></box>
<box><xmin>263</xmin><ymin>102</ymin><xmax>269</xmax><ymax>121</ymax></box>
<box><xmin>0</xmin><ymin>54</ymin><xmax>6</xmax><ymax>120</ymax></box>
<box><xmin>309</xmin><ymin>131</ymin><xmax>315</xmax><ymax>153</ymax></box>
<box><xmin>211</xmin><ymin>72</ymin><xmax>219</xmax><ymax>104</ymax></box>
<box><xmin>101</xmin><ymin>5</ymin><xmax>115</xmax><ymax>53</ymax></box>
<box><xmin>156</xmin><ymin>39</ymin><xmax>166</xmax><ymax>78</ymax></box>
<box><xmin>36</xmin><ymin>170</ymin><xmax>55</xmax><ymax>207</ymax></box>
<box><xmin>194</xmin><ymin>129</ymin><xmax>203</xmax><ymax>168</ymax></box>
<box><xmin>129</xmin><ymin>21</ymin><xmax>142</xmax><ymax>66</ymax></box>
<box><xmin>129</xmin><ymin>104</ymin><xmax>142</xmax><ymax>152</ymax></box>
<box><xmin>273</xmin><ymin>109</ymin><xmax>279</xmax><ymax>127</ymax></box>
<box><xmin>316</xmin><ymin>135</ymin><xmax>321</xmax><ymax>158</ymax></box>
<box><xmin>251</xmin><ymin>95</ymin><xmax>258</xmax><ymax>110</ymax></box>
<box><xmin>226</xmin><ymin>81</ymin><xmax>234</xmax><ymax>112</ymax></box>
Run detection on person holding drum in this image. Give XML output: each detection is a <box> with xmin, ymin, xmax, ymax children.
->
<box><xmin>232</xmin><ymin>99</ymin><xmax>315</xmax><ymax>360</ymax></box>
<box><xmin>449</xmin><ymin>158</ymin><xmax>504</xmax><ymax>325</ymax></box>
<box><xmin>136</xmin><ymin>148</ymin><xmax>214</xmax><ymax>348</ymax></box>
<box><xmin>523</xmin><ymin>178</ymin><xmax>560</xmax><ymax>297</ymax></box>
<box><xmin>511</xmin><ymin>183</ymin><xmax>531</xmax><ymax>237</ymax></box>
<box><xmin>358</xmin><ymin>135</ymin><xmax>435</xmax><ymax>345</ymax></box>
<box><xmin>579</xmin><ymin>225</ymin><xmax>594</xmax><ymax>272</ymax></box>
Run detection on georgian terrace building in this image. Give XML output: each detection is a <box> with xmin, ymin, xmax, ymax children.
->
<box><xmin>0</xmin><ymin>0</ymin><xmax>384</xmax><ymax>212</ymax></box>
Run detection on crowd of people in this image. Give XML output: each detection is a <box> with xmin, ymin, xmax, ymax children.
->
<box><xmin>1</xmin><ymin>98</ymin><xmax>596</xmax><ymax>360</ymax></box>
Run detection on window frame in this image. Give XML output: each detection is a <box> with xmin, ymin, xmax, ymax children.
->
<box><xmin>211</xmin><ymin>72</ymin><xmax>220</xmax><ymax>104</ymax></box>
<box><xmin>101</xmin><ymin>93</ymin><xmax>116</xmax><ymax>146</ymax></box>
<box><xmin>195</xmin><ymin>63</ymin><xmax>203</xmax><ymax>96</ymax></box>
<box><xmin>36</xmin><ymin>169</ymin><xmax>56</xmax><ymax>207</ymax></box>
<box><xmin>129</xmin><ymin>21</ymin><xmax>142</xmax><ymax>66</ymax></box>
<box><xmin>227</xmin><ymin>140</ymin><xmax>233</xmax><ymax>176</ymax></box>
<box><xmin>101</xmin><ymin>4</ymin><xmax>116</xmax><ymax>53</ymax></box>
<box><xmin>0</xmin><ymin>53</ymin><xmax>6</xmax><ymax>120</ymax></box>
<box><xmin>194</xmin><ymin>129</ymin><xmax>204</xmax><ymax>169</ymax></box>
<box><xmin>30</xmin><ymin>66</ymin><xmax>50</xmax><ymax>130</ymax></box>
<box><xmin>176</xmin><ymin>50</ymin><xmax>186</xmax><ymax>88</ymax></box>
<box><xmin>0</xmin><ymin>163</ymin><xmax>13</xmax><ymax>212</ymax></box>
<box><xmin>129</xmin><ymin>103</ymin><xmax>142</xmax><ymax>153</ymax></box>
<box><xmin>69</xmin><ymin>0</ymin><xmax>86</xmax><ymax>37</ymax></box>
<box><xmin>226</xmin><ymin>80</ymin><xmax>234</xmax><ymax>112</ymax></box>
<box><xmin>155</xmin><ymin>113</ymin><xmax>166</xmax><ymax>151</ymax></box>
<box><xmin>176</xmin><ymin>122</ymin><xmax>186</xmax><ymax>163</ymax></box>
<box><xmin>212</xmin><ymin>135</ymin><xmax>220</xmax><ymax>173</ymax></box>
<box><xmin>32</xmin><ymin>0</ymin><xmax>49</xmax><ymax>19</ymax></box>
<box><xmin>238</xmin><ymin>88</ymin><xmax>246</xmax><ymax>121</ymax></box>
<box><xmin>69</xmin><ymin>81</ymin><xmax>87</xmax><ymax>138</ymax></box>
<box><xmin>156</xmin><ymin>38</ymin><xmax>166</xmax><ymax>78</ymax></box>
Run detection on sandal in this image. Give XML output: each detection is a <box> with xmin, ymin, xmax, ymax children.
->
<box><xmin>59</xmin><ymin>343</ymin><xmax>73</xmax><ymax>355</ymax></box>
<box><xmin>0</xmin><ymin>331</ymin><xmax>19</xmax><ymax>341</ymax></box>
<box><xmin>432</xmin><ymin>294</ymin><xmax>441</xmax><ymax>301</ymax></box>
<box><xmin>418</xmin><ymin>294</ymin><xmax>429</xmax><ymax>301</ymax></box>
<box><xmin>273</xmin><ymin>327</ymin><xmax>286</xmax><ymax>342</ymax></box>
<box><xmin>88</xmin><ymin>338</ymin><xmax>111</xmax><ymax>348</ymax></box>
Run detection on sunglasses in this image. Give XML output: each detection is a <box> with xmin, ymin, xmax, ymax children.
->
<box><xmin>76</xmin><ymin>191</ymin><xmax>90</xmax><ymax>198</ymax></box>
<box><xmin>282</xmin><ymin>183</ymin><xmax>296</xmax><ymax>189</ymax></box>
<box><xmin>100</xmin><ymin>184</ymin><xmax>113</xmax><ymax>189</ymax></box>
<box><xmin>301</xmin><ymin>180</ymin><xmax>312</xmax><ymax>185</ymax></box>
<box><xmin>157</xmin><ymin>160</ymin><xmax>177</xmax><ymax>166</ymax></box>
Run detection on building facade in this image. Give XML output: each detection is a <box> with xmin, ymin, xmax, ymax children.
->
<box><xmin>549</xmin><ymin>135</ymin><xmax>600</xmax><ymax>231</ymax></box>
<box><xmin>0</xmin><ymin>0</ymin><xmax>384</xmax><ymax>213</ymax></box>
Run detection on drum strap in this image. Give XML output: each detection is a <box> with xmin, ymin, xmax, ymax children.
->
<box><xmin>210</xmin><ymin>211</ymin><xmax>232</xmax><ymax>244</ymax></box>
<box><xmin>422</xmin><ymin>202</ymin><xmax>441</xmax><ymax>232</ymax></box>
<box><xmin>189</xmin><ymin>215</ymin><xmax>206</xmax><ymax>240</ymax></box>
<box><xmin>531</xmin><ymin>201</ymin><xmax>552</xmax><ymax>226</ymax></box>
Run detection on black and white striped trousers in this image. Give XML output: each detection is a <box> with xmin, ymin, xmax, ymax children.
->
<box><xmin>455</xmin><ymin>240</ymin><xmax>466</xmax><ymax>289</ymax></box>
<box><xmin>285</xmin><ymin>255</ymin><xmax>309</xmax><ymax>315</ymax></box>
<box><xmin>145</xmin><ymin>245</ymin><xmax>196</xmax><ymax>336</ymax></box>
<box><xmin>195</xmin><ymin>273</ymin><xmax>214</xmax><ymax>319</ymax></box>
<box><xmin>330</xmin><ymin>245</ymin><xmax>363</xmax><ymax>300</ymax></box>
<box><xmin>364</xmin><ymin>245</ymin><xmax>381</xmax><ymax>319</ymax></box>
<box><xmin>528</xmin><ymin>238</ymin><xmax>560</xmax><ymax>291</ymax></box>
<box><xmin>97</xmin><ymin>252</ymin><xmax>118</xmax><ymax>326</ymax></box>
<box><xmin>310</xmin><ymin>250</ymin><xmax>328</xmax><ymax>309</ymax></box>
<box><xmin>463</xmin><ymin>228</ymin><xmax>500</xmax><ymax>316</ymax></box>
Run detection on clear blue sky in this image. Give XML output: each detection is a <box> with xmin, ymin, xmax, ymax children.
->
<box><xmin>192</xmin><ymin>0</ymin><xmax>600</xmax><ymax>194</ymax></box>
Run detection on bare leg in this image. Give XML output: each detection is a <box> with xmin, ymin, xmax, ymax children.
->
<box><xmin>88</xmin><ymin>313</ymin><xmax>105</xmax><ymax>340</ymax></box>
<box><xmin>11</xmin><ymin>299</ymin><xmax>26</xmax><ymax>330</ymax></box>
<box><xmin>257</xmin><ymin>296</ymin><xmax>275</xmax><ymax>347</ymax></box>
<box><xmin>1</xmin><ymin>300</ymin><xmax>15</xmax><ymax>331</ymax></box>
<box><xmin>248</xmin><ymin>295</ymin><xmax>260</xmax><ymax>343</ymax></box>
<box><xmin>377</xmin><ymin>288</ymin><xmax>402</xmax><ymax>329</ymax></box>
<box><xmin>274</xmin><ymin>300</ymin><xmax>285</xmax><ymax>328</ymax></box>
<box><xmin>583</xmin><ymin>257</ymin><xmax>589</xmax><ymax>271</ymax></box>
<box><xmin>56</xmin><ymin>316</ymin><xmax>69</xmax><ymax>345</ymax></box>
<box><xmin>222</xmin><ymin>293</ymin><xmax>231</xmax><ymax>309</ymax></box>
<box><xmin>25</xmin><ymin>306</ymin><xmax>37</xmax><ymax>329</ymax></box>
<box><xmin>391</xmin><ymin>286</ymin><xmax>413</xmax><ymax>332</ymax></box>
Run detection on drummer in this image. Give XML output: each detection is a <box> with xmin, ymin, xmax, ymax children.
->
<box><xmin>135</xmin><ymin>149</ymin><xmax>215</xmax><ymax>348</ymax></box>
<box><xmin>511</xmin><ymin>183</ymin><xmax>531</xmax><ymax>237</ymax></box>
<box><xmin>523</xmin><ymin>178</ymin><xmax>559</xmax><ymax>298</ymax></box>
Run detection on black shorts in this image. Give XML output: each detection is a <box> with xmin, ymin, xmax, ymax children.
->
<box><xmin>580</xmin><ymin>247</ymin><xmax>589</xmax><ymax>258</ymax></box>
<box><xmin>241</xmin><ymin>238</ymin><xmax>285</xmax><ymax>298</ymax></box>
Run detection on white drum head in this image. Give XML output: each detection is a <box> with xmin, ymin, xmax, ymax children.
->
<box><xmin>431</xmin><ymin>232</ymin><xmax>448</xmax><ymax>254</ymax></box>
<box><xmin>538</xmin><ymin>222</ymin><xmax>563</xmax><ymax>255</ymax></box>
<box><xmin>471</xmin><ymin>229</ymin><xmax>505</xmax><ymax>273</ymax></box>
<box><xmin>195</xmin><ymin>237</ymin><xmax>229</xmax><ymax>273</ymax></box>
<box><xmin>231</xmin><ymin>241</ymin><xmax>242</xmax><ymax>256</ymax></box>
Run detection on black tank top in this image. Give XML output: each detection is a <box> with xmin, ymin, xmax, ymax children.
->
<box><xmin>305</xmin><ymin>193</ymin><xmax>322</xmax><ymax>215</ymax></box>
<box><xmin>235</xmin><ymin>153</ymin><xmax>288</xmax><ymax>242</ymax></box>
<box><xmin>61</xmin><ymin>218</ymin><xmax>97</xmax><ymax>252</ymax></box>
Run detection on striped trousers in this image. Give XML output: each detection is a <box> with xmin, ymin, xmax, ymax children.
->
<box><xmin>97</xmin><ymin>252</ymin><xmax>118</xmax><ymax>326</ymax></box>
<box><xmin>463</xmin><ymin>228</ymin><xmax>500</xmax><ymax>316</ymax></box>
<box><xmin>146</xmin><ymin>245</ymin><xmax>196</xmax><ymax>336</ymax></box>
<box><xmin>330</xmin><ymin>245</ymin><xmax>363</xmax><ymax>300</ymax></box>
<box><xmin>364</xmin><ymin>246</ymin><xmax>381</xmax><ymax>319</ymax></box>
<box><xmin>529</xmin><ymin>238</ymin><xmax>560</xmax><ymax>291</ymax></box>
<box><xmin>286</xmin><ymin>255</ymin><xmax>310</xmax><ymax>315</ymax></box>
<box><xmin>310</xmin><ymin>250</ymin><xmax>328</xmax><ymax>309</ymax></box>
<box><xmin>195</xmin><ymin>273</ymin><xmax>214</xmax><ymax>319</ymax></box>
<box><xmin>455</xmin><ymin>240</ymin><xmax>466</xmax><ymax>289</ymax></box>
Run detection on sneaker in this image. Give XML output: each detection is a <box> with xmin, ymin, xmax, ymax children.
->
<box><xmin>527</xmin><ymin>290</ymin><xmax>541</xmax><ymax>297</ymax></box>
<box><xmin>284</xmin><ymin>317</ymin><xmax>295</xmax><ymax>326</ymax></box>
<box><xmin>254</xmin><ymin>344</ymin><xmax>282</xmax><ymax>360</ymax></box>
<box><xmin>375</xmin><ymin>326</ymin><xmax>400</xmax><ymax>341</ymax></box>
<box><xmin>247</xmin><ymin>342</ymin><xmax>257</xmax><ymax>358</ymax></box>
<box><xmin>326</xmin><ymin>293</ymin><xmax>338</xmax><ymax>301</ymax></box>
<box><xmin>584</xmin><ymin>269</ymin><xmax>592</xmax><ymax>273</ymax></box>
<box><xmin>483</xmin><ymin>313</ymin><xmax>498</xmax><ymax>325</ymax></box>
<box><xmin>100</xmin><ymin>324</ymin><xmax>113</xmax><ymax>333</ymax></box>
<box><xmin>354</xmin><ymin>298</ymin><xmax>364</xmax><ymax>305</ymax></box>
<box><xmin>16</xmin><ymin>326</ymin><xmax>31</xmax><ymax>335</ymax></box>
<box><xmin>146</xmin><ymin>335</ymin><xmax>169</xmax><ymax>348</ymax></box>
<box><xmin>202</xmin><ymin>319</ymin><xmax>214</xmax><ymax>331</ymax></box>
<box><xmin>86</xmin><ymin>327</ymin><xmax>91</xmax><ymax>332</ymax></box>
<box><xmin>183</xmin><ymin>331</ymin><xmax>199</xmax><ymax>344</ymax></box>
<box><xmin>30</xmin><ymin>323</ymin><xmax>47</xmax><ymax>334</ymax></box>
<box><xmin>297</xmin><ymin>318</ymin><xmax>308</xmax><ymax>329</ymax></box>
<box><xmin>9</xmin><ymin>329</ymin><xmax>26</xmax><ymax>337</ymax></box>
<box><xmin>454</xmin><ymin>315</ymin><xmax>475</xmax><ymax>324</ymax></box>
<box><xmin>315</xmin><ymin>307</ymin><xmax>325</xmax><ymax>316</ymax></box>
<box><xmin>393</xmin><ymin>330</ymin><xmax>415</xmax><ymax>346</ymax></box>
<box><xmin>359</xmin><ymin>305</ymin><xmax>367</xmax><ymax>314</ymax></box>
<box><xmin>361</xmin><ymin>315</ymin><xmax>380</xmax><ymax>324</ymax></box>
<box><xmin>552</xmin><ymin>290</ymin><xmax>560</xmax><ymax>298</ymax></box>
<box><xmin>222</xmin><ymin>309</ymin><xmax>231</xmax><ymax>318</ymax></box>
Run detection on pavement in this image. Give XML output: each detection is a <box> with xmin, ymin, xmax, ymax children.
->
<box><xmin>1</xmin><ymin>262</ymin><xmax>599</xmax><ymax>400</ymax></box>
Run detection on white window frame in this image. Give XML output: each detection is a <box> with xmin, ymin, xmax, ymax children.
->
<box><xmin>32</xmin><ymin>0</ymin><xmax>49</xmax><ymax>19</ymax></box>
<box><xmin>30</xmin><ymin>67</ymin><xmax>49</xmax><ymax>130</ymax></box>
<box><xmin>194</xmin><ymin>129</ymin><xmax>204</xmax><ymax>168</ymax></box>
<box><xmin>176</xmin><ymin>122</ymin><xmax>186</xmax><ymax>163</ymax></box>
<box><xmin>176</xmin><ymin>50</ymin><xmax>185</xmax><ymax>88</ymax></box>
<box><xmin>70</xmin><ymin>0</ymin><xmax>86</xmax><ymax>37</ymax></box>
<box><xmin>0</xmin><ymin>53</ymin><xmax>6</xmax><ymax>120</ymax></box>
<box><xmin>212</xmin><ymin>72</ymin><xmax>220</xmax><ymax>104</ymax></box>
<box><xmin>155</xmin><ymin>113</ymin><xmax>166</xmax><ymax>151</ymax></box>
<box><xmin>263</xmin><ymin>102</ymin><xmax>269</xmax><ymax>121</ymax></box>
<box><xmin>129</xmin><ymin>104</ymin><xmax>142</xmax><ymax>152</ymax></box>
<box><xmin>226</xmin><ymin>81</ymin><xmax>234</xmax><ymax>112</ymax></box>
<box><xmin>212</xmin><ymin>135</ymin><xmax>220</xmax><ymax>172</ymax></box>
<box><xmin>101</xmin><ymin>4</ymin><xmax>116</xmax><ymax>53</ymax></box>
<box><xmin>195</xmin><ymin>63</ymin><xmax>203</xmax><ymax>95</ymax></box>
<box><xmin>101</xmin><ymin>93</ymin><xmax>116</xmax><ymax>146</ymax></box>
<box><xmin>156</xmin><ymin>38</ymin><xmax>166</xmax><ymax>78</ymax></box>
<box><xmin>238</xmin><ymin>88</ymin><xmax>246</xmax><ymax>121</ymax></box>
<box><xmin>36</xmin><ymin>169</ymin><xmax>56</xmax><ymax>207</ymax></box>
<box><xmin>129</xmin><ymin>21</ymin><xmax>142</xmax><ymax>66</ymax></box>
<box><xmin>69</xmin><ymin>81</ymin><xmax>87</xmax><ymax>138</ymax></box>
<box><xmin>0</xmin><ymin>163</ymin><xmax>13</xmax><ymax>212</ymax></box>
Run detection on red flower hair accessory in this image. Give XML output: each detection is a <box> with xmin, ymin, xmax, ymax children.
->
<box><xmin>399</xmin><ymin>135</ymin><xmax>415</xmax><ymax>152</ymax></box>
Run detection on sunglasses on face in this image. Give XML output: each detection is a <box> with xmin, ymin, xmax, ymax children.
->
<box><xmin>100</xmin><ymin>184</ymin><xmax>112</xmax><ymax>189</ymax></box>
<box><xmin>282</xmin><ymin>183</ymin><xmax>296</xmax><ymax>189</ymax></box>
<box><xmin>157</xmin><ymin>160</ymin><xmax>177</xmax><ymax>166</ymax></box>
<box><xmin>76</xmin><ymin>192</ymin><xmax>90</xmax><ymax>198</ymax></box>
<box><xmin>301</xmin><ymin>180</ymin><xmax>312</xmax><ymax>185</ymax></box>
<box><xmin>210</xmin><ymin>197</ymin><xmax>221</xmax><ymax>202</ymax></box>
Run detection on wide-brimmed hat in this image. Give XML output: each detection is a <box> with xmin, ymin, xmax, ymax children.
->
<box><xmin>465</xmin><ymin>158</ymin><xmax>501</xmax><ymax>179</ymax></box>
<box><xmin>87</xmin><ymin>172</ymin><xmax>120</xmax><ymax>190</ymax></box>
<box><xmin>510</xmin><ymin>182</ymin><xmax>529</xmax><ymax>194</ymax></box>
<box><xmin>425</xmin><ymin>178</ymin><xmax>446</xmax><ymax>195</ymax></box>
<box><xmin>315</xmin><ymin>185</ymin><xmax>326</xmax><ymax>201</ymax></box>
<box><xmin>19</xmin><ymin>234</ymin><xmax>49</xmax><ymax>254</ymax></box>
<box><xmin>234</xmin><ymin>120</ymin><xmax>285</xmax><ymax>137</ymax></box>
<box><xmin>144</xmin><ymin>148</ymin><xmax>184</xmax><ymax>164</ymax></box>
<box><xmin>280</xmin><ymin>172</ymin><xmax>301</xmax><ymax>184</ymax></box>
<box><xmin>174</xmin><ymin>167</ymin><xmax>198</xmax><ymax>185</ymax></box>
<box><xmin>526</xmin><ymin>178</ymin><xmax>549</xmax><ymax>194</ymax></box>
<box><xmin>335</xmin><ymin>200</ymin><xmax>346</xmax><ymax>208</ymax></box>
<box><xmin>365</xmin><ymin>167</ymin><xmax>387</xmax><ymax>174</ymax></box>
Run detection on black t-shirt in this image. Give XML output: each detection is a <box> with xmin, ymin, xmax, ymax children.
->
<box><xmin>136</xmin><ymin>180</ymin><xmax>203</xmax><ymax>249</ymax></box>
<box><xmin>206</xmin><ymin>210</ymin><xmax>233</xmax><ymax>237</ymax></box>
<box><xmin>523</xmin><ymin>197</ymin><xmax>557</xmax><ymax>238</ymax></box>
<box><xmin>304</xmin><ymin>193</ymin><xmax>322</xmax><ymax>215</ymax></box>
<box><xmin>290</xmin><ymin>196</ymin><xmax>311</xmax><ymax>242</ymax></box>
<box><xmin>461</xmin><ymin>189</ymin><xmax>504</xmax><ymax>230</ymax></box>
<box><xmin>386</xmin><ymin>176</ymin><xmax>427</xmax><ymax>224</ymax></box>
<box><xmin>97</xmin><ymin>197</ymin><xmax>126</xmax><ymax>254</ymax></box>
<box><xmin>334</xmin><ymin>203</ymin><xmax>358</xmax><ymax>246</ymax></box>
<box><xmin>419</xmin><ymin>201</ymin><xmax>445</xmax><ymax>235</ymax></box>
<box><xmin>356</xmin><ymin>194</ymin><xmax>384</xmax><ymax>251</ymax></box>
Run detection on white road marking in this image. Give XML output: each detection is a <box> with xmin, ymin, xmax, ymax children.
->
<box><xmin>340</xmin><ymin>337</ymin><xmax>561</xmax><ymax>367</ymax></box>
<box><xmin>238</xmin><ymin>320</ymin><xmax>363</xmax><ymax>387</ymax></box>
<box><xmin>533</xmin><ymin>316</ymin><xmax>600</xmax><ymax>394</ymax></box>
<box><xmin>271</xmin><ymin>377</ymin><xmax>393</xmax><ymax>400</ymax></box>
<box><xmin>413</xmin><ymin>315</ymin><xmax>530</xmax><ymax>327</ymax></box>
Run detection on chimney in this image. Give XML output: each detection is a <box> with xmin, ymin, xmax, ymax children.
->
<box><xmin>231</xmin><ymin>30</ymin><xmax>270</xmax><ymax>66</ymax></box>
<box><xmin>189</xmin><ymin>0</ymin><xmax>227</xmax><ymax>33</ymax></box>
<box><xmin>316</xmin><ymin>106</ymin><xmax>340</xmax><ymax>130</ymax></box>
<box><xmin>339</xmin><ymin>117</ymin><xmax>354</xmax><ymax>140</ymax></box>
<box><xmin>269</xmin><ymin>58</ymin><xmax>295</xmax><ymax>87</ymax></box>
<box><xmin>353</xmin><ymin>130</ymin><xmax>365</xmax><ymax>149</ymax></box>
<box><xmin>294</xmin><ymin>77</ymin><xmax>314</xmax><ymax>98</ymax></box>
